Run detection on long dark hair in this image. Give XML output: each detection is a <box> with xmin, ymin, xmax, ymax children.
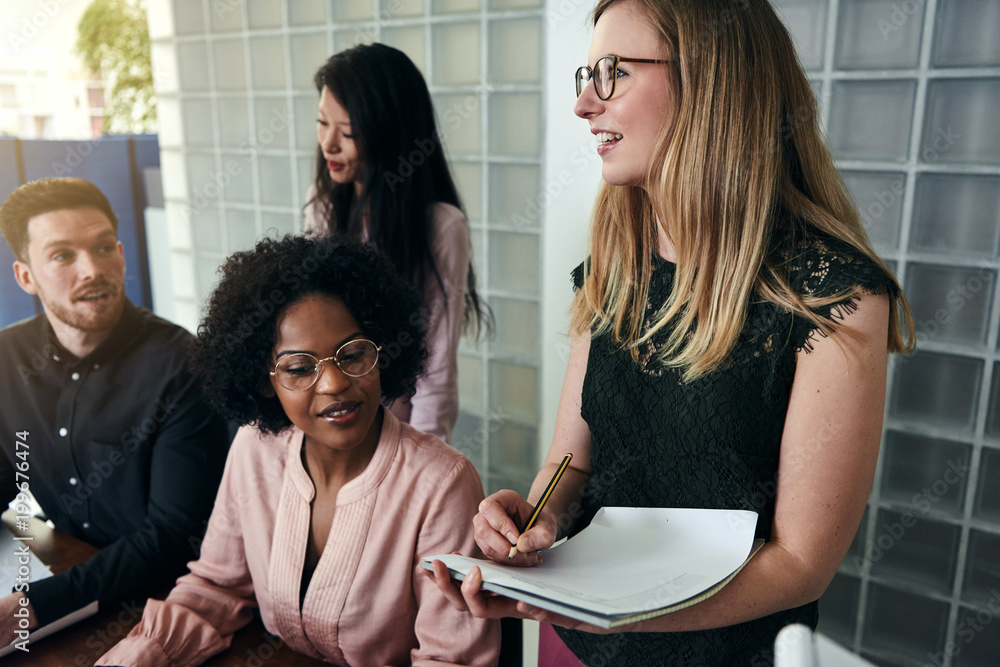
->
<box><xmin>309</xmin><ymin>43</ymin><xmax>490</xmax><ymax>338</ymax></box>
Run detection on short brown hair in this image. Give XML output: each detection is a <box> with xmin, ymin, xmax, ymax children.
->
<box><xmin>0</xmin><ymin>177</ymin><xmax>119</xmax><ymax>262</ymax></box>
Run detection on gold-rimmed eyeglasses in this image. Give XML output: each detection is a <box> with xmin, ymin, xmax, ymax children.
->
<box><xmin>575</xmin><ymin>55</ymin><xmax>673</xmax><ymax>101</ymax></box>
<box><xmin>270</xmin><ymin>338</ymin><xmax>381</xmax><ymax>391</ymax></box>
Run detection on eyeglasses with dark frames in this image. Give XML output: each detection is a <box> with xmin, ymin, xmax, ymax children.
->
<box><xmin>575</xmin><ymin>54</ymin><xmax>673</xmax><ymax>101</ymax></box>
<box><xmin>270</xmin><ymin>338</ymin><xmax>381</xmax><ymax>391</ymax></box>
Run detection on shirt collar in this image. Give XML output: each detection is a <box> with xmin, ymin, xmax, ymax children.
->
<box><xmin>42</xmin><ymin>299</ymin><xmax>141</xmax><ymax>367</ymax></box>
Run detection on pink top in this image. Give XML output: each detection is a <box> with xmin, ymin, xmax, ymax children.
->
<box><xmin>97</xmin><ymin>411</ymin><xmax>499</xmax><ymax>666</ymax></box>
<box><xmin>305</xmin><ymin>196</ymin><xmax>469</xmax><ymax>443</ymax></box>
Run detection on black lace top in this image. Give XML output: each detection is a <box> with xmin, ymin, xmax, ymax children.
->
<box><xmin>555</xmin><ymin>236</ymin><xmax>895</xmax><ymax>666</ymax></box>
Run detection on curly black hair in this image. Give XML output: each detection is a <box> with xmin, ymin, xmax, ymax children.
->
<box><xmin>190</xmin><ymin>235</ymin><xmax>428</xmax><ymax>435</ymax></box>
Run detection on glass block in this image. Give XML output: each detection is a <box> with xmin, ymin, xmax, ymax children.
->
<box><xmin>381</xmin><ymin>26</ymin><xmax>427</xmax><ymax>73</ymax></box>
<box><xmin>770</xmin><ymin>0</ymin><xmax>828</xmax><ymax>71</ymax></box>
<box><xmin>294</xmin><ymin>94</ymin><xmax>320</xmax><ymax>151</ymax></box>
<box><xmin>160</xmin><ymin>150</ymin><xmax>188</xmax><ymax>202</ymax></box>
<box><xmin>332</xmin><ymin>1</ymin><xmax>374</xmax><ymax>21</ymax></box>
<box><xmin>249</xmin><ymin>36</ymin><xmax>287</xmax><ymax>90</ymax></box>
<box><xmin>491</xmin><ymin>298</ymin><xmax>539</xmax><ymax>359</ymax></box>
<box><xmin>862</xmin><ymin>583</ymin><xmax>949</xmax><ymax>662</ymax></box>
<box><xmin>432</xmin><ymin>22</ymin><xmax>481</xmax><ymax>85</ymax></box>
<box><xmin>216</xmin><ymin>96</ymin><xmax>250</xmax><ymax>148</ymax></box>
<box><xmin>906</xmin><ymin>264</ymin><xmax>995</xmax><ymax>348</ymax></box>
<box><xmin>835</xmin><ymin>0</ymin><xmax>924</xmax><ymax>69</ymax></box>
<box><xmin>488</xmin><ymin>420</ymin><xmax>538</xmax><ymax>479</ymax></box>
<box><xmin>488</xmin><ymin>93</ymin><xmax>541</xmax><ymax>157</ymax></box>
<box><xmin>298</xmin><ymin>156</ymin><xmax>316</xmax><ymax>206</ymax></box>
<box><xmin>289</xmin><ymin>0</ymin><xmax>326</xmax><ymax>25</ymax></box>
<box><xmin>209</xmin><ymin>1</ymin><xmax>243</xmax><ymax>32</ymax></box>
<box><xmin>177</xmin><ymin>42</ymin><xmax>210</xmax><ymax>91</ymax></box>
<box><xmin>488</xmin><ymin>231</ymin><xmax>539</xmax><ymax>295</ymax></box>
<box><xmin>923</xmin><ymin>79</ymin><xmax>1000</xmax><ymax>165</ymax></box>
<box><xmin>911</xmin><ymin>174</ymin><xmax>1000</xmax><ymax>259</ymax></box>
<box><xmin>488</xmin><ymin>360</ymin><xmax>539</xmax><ymax>424</ymax></box>
<box><xmin>254</xmin><ymin>97</ymin><xmax>292</xmax><ymax>150</ymax></box>
<box><xmin>453</xmin><ymin>410</ymin><xmax>486</xmax><ymax>468</ymax></box>
<box><xmin>989</xmin><ymin>369</ymin><xmax>1000</xmax><ymax>440</ymax></box>
<box><xmin>196</xmin><ymin>255</ymin><xmax>222</xmax><ymax>302</ymax></box>
<box><xmin>829</xmin><ymin>80</ymin><xmax>915</xmax><ymax>161</ymax></box>
<box><xmin>842</xmin><ymin>171</ymin><xmax>904</xmax><ymax>250</ymax></box>
<box><xmin>489</xmin><ymin>18</ymin><xmax>541</xmax><ymax>83</ymax></box>
<box><xmin>224</xmin><ymin>208</ymin><xmax>258</xmax><ymax>252</ymax></box>
<box><xmin>213</xmin><ymin>39</ymin><xmax>247</xmax><ymax>92</ymax></box>
<box><xmin>435</xmin><ymin>93</ymin><xmax>482</xmax><ymax>155</ymax></box>
<box><xmin>181</xmin><ymin>99</ymin><xmax>214</xmax><ymax>147</ymax></box>
<box><xmin>880</xmin><ymin>431</ymin><xmax>971</xmax><ymax>517</ymax></box>
<box><xmin>185</xmin><ymin>154</ymin><xmax>217</xmax><ymax>206</ymax></box>
<box><xmin>488</xmin><ymin>164</ymin><xmax>541</xmax><ymax>230</ymax></box>
<box><xmin>817</xmin><ymin>572</ymin><xmax>860</xmax><ymax>645</ymax></box>
<box><xmin>433</xmin><ymin>0</ymin><xmax>480</xmax><ymax>13</ymax></box>
<box><xmin>260</xmin><ymin>211</ymin><xmax>299</xmax><ymax>238</ymax></box>
<box><xmin>190</xmin><ymin>206</ymin><xmax>223</xmax><ymax>253</ymax></box>
<box><xmin>452</xmin><ymin>162</ymin><xmax>482</xmax><ymax>220</ymax></box>
<box><xmin>974</xmin><ymin>447</ymin><xmax>1000</xmax><ymax>522</ymax></box>
<box><xmin>155</xmin><ymin>97</ymin><xmax>182</xmax><ymax>148</ymax></box>
<box><xmin>258</xmin><ymin>155</ymin><xmax>295</xmax><ymax>208</ymax></box>
<box><xmin>173</xmin><ymin>2</ymin><xmax>205</xmax><ymax>35</ymax></box>
<box><xmin>933</xmin><ymin>0</ymin><xmax>1000</xmax><ymax>67</ymax></box>
<box><xmin>962</xmin><ymin>530</ymin><xmax>1000</xmax><ymax>607</ymax></box>
<box><xmin>458</xmin><ymin>353</ymin><xmax>484</xmax><ymax>411</ymax></box>
<box><xmin>485</xmin><ymin>471</ymin><xmax>533</xmax><ymax>498</ymax></box>
<box><xmin>394</xmin><ymin>0</ymin><xmax>425</xmax><ymax>17</ymax></box>
<box><xmin>290</xmin><ymin>31</ymin><xmax>328</xmax><ymax>90</ymax></box>
<box><xmin>171</xmin><ymin>251</ymin><xmax>196</xmax><ymax>299</ymax></box>
<box><xmin>953</xmin><ymin>605</ymin><xmax>1000</xmax><ymax>667</ymax></box>
<box><xmin>247</xmin><ymin>0</ymin><xmax>282</xmax><ymax>29</ymax></box>
<box><xmin>890</xmin><ymin>352</ymin><xmax>982</xmax><ymax>436</ymax></box>
<box><xmin>218</xmin><ymin>153</ymin><xmax>255</xmax><ymax>204</ymax></box>
<box><xmin>868</xmin><ymin>509</ymin><xmax>960</xmax><ymax>595</ymax></box>
<box><xmin>489</xmin><ymin>0</ymin><xmax>541</xmax><ymax>7</ymax></box>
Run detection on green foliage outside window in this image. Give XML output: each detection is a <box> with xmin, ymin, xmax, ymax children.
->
<box><xmin>76</xmin><ymin>0</ymin><xmax>156</xmax><ymax>134</ymax></box>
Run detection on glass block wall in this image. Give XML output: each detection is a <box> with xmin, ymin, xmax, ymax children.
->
<box><xmin>772</xmin><ymin>1</ymin><xmax>1000</xmax><ymax>665</ymax></box>
<box><xmin>146</xmin><ymin>0</ymin><xmax>545</xmax><ymax>496</ymax></box>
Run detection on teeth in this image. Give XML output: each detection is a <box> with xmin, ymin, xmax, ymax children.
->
<box><xmin>596</xmin><ymin>132</ymin><xmax>622</xmax><ymax>143</ymax></box>
<box><xmin>326</xmin><ymin>408</ymin><xmax>351</xmax><ymax>417</ymax></box>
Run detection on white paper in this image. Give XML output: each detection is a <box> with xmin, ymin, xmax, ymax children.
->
<box><xmin>425</xmin><ymin>507</ymin><xmax>758</xmax><ymax>622</ymax></box>
<box><xmin>0</xmin><ymin>524</ymin><xmax>98</xmax><ymax>657</ymax></box>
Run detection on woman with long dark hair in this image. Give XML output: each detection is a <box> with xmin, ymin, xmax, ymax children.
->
<box><xmin>305</xmin><ymin>43</ymin><xmax>489</xmax><ymax>443</ymax></box>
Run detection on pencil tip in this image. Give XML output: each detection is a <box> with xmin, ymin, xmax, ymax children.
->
<box><xmin>507</xmin><ymin>545</ymin><xmax>518</xmax><ymax>561</ymax></box>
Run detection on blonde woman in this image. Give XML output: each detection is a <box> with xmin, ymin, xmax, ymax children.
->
<box><xmin>429</xmin><ymin>0</ymin><xmax>915</xmax><ymax>664</ymax></box>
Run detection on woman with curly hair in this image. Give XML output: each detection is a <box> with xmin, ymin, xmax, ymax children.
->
<box><xmin>305</xmin><ymin>42</ymin><xmax>490</xmax><ymax>444</ymax></box>
<box><xmin>97</xmin><ymin>236</ymin><xmax>499</xmax><ymax>666</ymax></box>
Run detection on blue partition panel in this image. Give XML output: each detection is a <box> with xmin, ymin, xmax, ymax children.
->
<box><xmin>20</xmin><ymin>137</ymin><xmax>151</xmax><ymax>309</ymax></box>
<box><xmin>0</xmin><ymin>138</ymin><xmax>39</xmax><ymax>326</ymax></box>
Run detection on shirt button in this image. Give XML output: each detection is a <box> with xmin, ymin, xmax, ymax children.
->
<box><xmin>69</xmin><ymin>477</ymin><xmax>79</xmax><ymax>485</ymax></box>
<box><xmin>71</xmin><ymin>372</ymin><xmax>80</xmax><ymax>381</ymax></box>
<box><xmin>59</xmin><ymin>427</ymin><xmax>68</xmax><ymax>437</ymax></box>
<box><xmin>93</xmin><ymin>363</ymin><xmax>100</xmax><ymax>370</ymax></box>
<box><xmin>82</xmin><ymin>522</ymin><xmax>91</xmax><ymax>529</ymax></box>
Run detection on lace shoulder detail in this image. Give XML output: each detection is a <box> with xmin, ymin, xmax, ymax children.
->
<box><xmin>571</xmin><ymin>261</ymin><xmax>585</xmax><ymax>292</ymax></box>
<box><xmin>779</xmin><ymin>235</ymin><xmax>897</xmax><ymax>352</ymax></box>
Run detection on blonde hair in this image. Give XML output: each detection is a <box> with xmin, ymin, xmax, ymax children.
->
<box><xmin>571</xmin><ymin>0</ymin><xmax>915</xmax><ymax>380</ymax></box>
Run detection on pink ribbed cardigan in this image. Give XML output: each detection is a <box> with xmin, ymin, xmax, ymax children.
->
<box><xmin>97</xmin><ymin>411</ymin><xmax>499</xmax><ymax>666</ymax></box>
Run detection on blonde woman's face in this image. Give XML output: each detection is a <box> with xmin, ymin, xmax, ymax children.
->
<box><xmin>574</xmin><ymin>1</ymin><xmax>674</xmax><ymax>187</ymax></box>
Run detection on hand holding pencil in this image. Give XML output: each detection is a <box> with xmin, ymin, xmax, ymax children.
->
<box><xmin>507</xmin><ymin>453</ymin><xmax>573</xmax><ymax>560</ymax></box>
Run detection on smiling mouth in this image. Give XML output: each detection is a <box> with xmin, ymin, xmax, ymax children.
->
<box><xmin>74</xmin><ymin>286</ymin><xmax>116</xmax><ymax>303</ymax></box>
<box><xmin>319</xmin><ymin>402</ymin><xmax>362</xmax><ymax>424</ymax></box>
<box><xmin>596</xmin><ymin>132</ymin><xmax>623</xmax><ymax>144</ymax></box>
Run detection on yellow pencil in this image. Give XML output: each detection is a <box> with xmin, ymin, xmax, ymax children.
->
<box><xmin>508</xmin><ymin>453</ymin><xmax>573</xmax><ymax>560</ymax></box>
